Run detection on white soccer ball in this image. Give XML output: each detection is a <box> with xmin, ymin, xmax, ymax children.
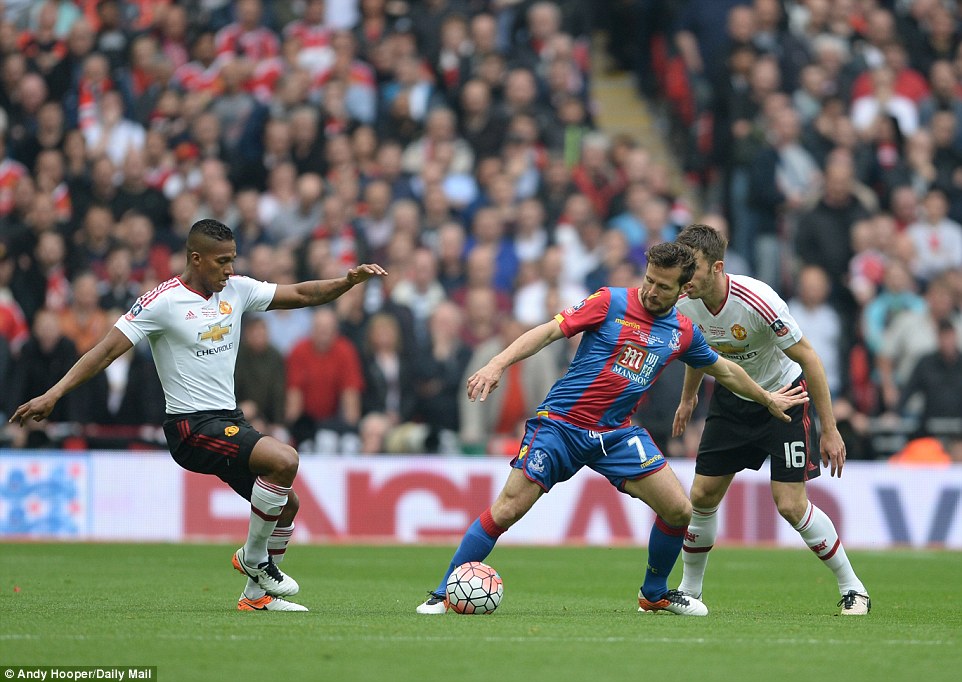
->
<box><xmin>445</xmin><ymin>561</ymin><xmax>504</xmax><ymax>614</ymax></box>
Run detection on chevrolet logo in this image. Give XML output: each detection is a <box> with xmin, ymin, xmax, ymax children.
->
<box><xmin>198</xmin><ymin>323</ymin><xmax>232</xmax><ymax>343</ymax></box>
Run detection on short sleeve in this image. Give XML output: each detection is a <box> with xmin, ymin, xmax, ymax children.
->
<box><xmin>554</xmin><ymin>288</ymin><xmax>610</xmax><ymax>337</ymax></box>
<box><xmin>767</xmin><ymin>305</ymin><xmax>804</xmax><ymax>351</ymax></box>
<box><xmin>231</xmin><ymin>275</ymin><xmax>277</xmax><ymax>313</ymax></box>
<box><xmin>114</xmin><ymin>296</ymin><xmax>165</xmax><ymax>345</ymax></box>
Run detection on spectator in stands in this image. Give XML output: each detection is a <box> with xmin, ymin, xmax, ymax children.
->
<box><xmin>905</xmin><ymin>188</ymin><xmax>962</xmax><ymax>284</ymax></box>
<box><xmin>389</xmin><ymin>247</ymin><xmax>446</xmax><ymax>345</ymax></box>
<box><xmin>379</xmin><ymin>52</ymin><xmax>437</xmax><ymax>143</ymax></box>
<box><xmin>459</xmin><ymin>79</ymin><xmax>506</xmax><ymax>160</ymax></box>
<box><xmin>852</xmin><ymin>65</ymin><xmax>920</xmax><ymax>139</ymax></box>
<box><xmin>46</xmin><ymin>17</ymin><xmax>95</xmax><ymax>103</ymax></box>
<box><xmin>93</xmin><ymin>0</ymin><xmax>131</xmax><ymax>71</ymax></box>
<box><xmin>464</xmin><ymin>207</ymin><xmax>518</xmax><ymax>296</ymax></box>
<box><xmin>353</xmin><ymin>180</ymin><xmax>392</xmax><ymax>263</ymax></box>
<box><xmin>360</xmin><ymin>311</ymin><xmax>415</xmax><ymax>425</ymax></box>
<box><xmin>83</xmin><ymin>90</ymin><xmax>145</xmax><ymax>167</ymax></box>
<box><xmin>58</xmin><ymin>270</ymin><xmax>108</xmax><ymax>356</ymax></box>
<box><xmin>212</xmin><ymin>60</ymin><xmax>266</xmax><ymax>160</ymax></box>
<box><xmin>877</xmin><ymin>275</ymin><xmax>962</xmax><ymax>412</ymax></box>
<box><xmin>434</xmin><ymin>220</ymin><xmax>466</xmax><ymax>295</ymax></box>
<box><xmin>513</xmin><ymin>244</ymin><xmax>587</xmax><ymax>327</ymax></box>
<box><xmin>898</xmin><ymin>318</ymin><xmax>962</xmax><ymax>439</ymax></box>
<box><xmin>235</xmin><ymin>315</ymin><xmax>287</xmax><ymax>430</ymax></box>
<box><xmin>908</xmin><ymin>3</ymin><xmax>959</xmax><ymax>77</ymax></box>
<box><xmin>458</xmin><ymin>316</ymin><xmax>559</xmax><ymax>455</ymax></box>
<box><xmin>121</xmin><ymin>211</ymin><xmax>170</xmax><ymax>285</ymax></box>
<box><xmin>11</xmin><ymin>227</ymin><xmax>71</xmax><ymax>323</ymax></box>
<box><xmin>215</xmin><ymin>0</ymin><xmax>279</xmax><ymax>64</ymax></box>
<box><xmin>96</xmin><ymin>245</ymin><xmax>138</xmax><ymax>312</ymax></box>
<box><xmin>9</xmin><ymin>308</ymin><xmax>79</xmax><ymax>434</ymax></box>
<box><xmin>513</xmin><ymin>197</ymin><xmax>549</xmax><ymax>265</ymax></box>
<box><xmin>788</xmin><ymin>264</ymin><xmax>844</xmax><ymax>397</ymax></box>
<box><xmin>585</xmin><ymin>227</ymin><xmax>633</xmax><ymax>293</ymax></box>
<box><xmin>795</xmin><ymin>153</ymin><xmax>871</xmax><ymax>313</ymax></box>
<box><xmin>457</xmin><ymin>284</ymin><xmax>501</xmax><ymax>350</ymax></box>
<box><xmin>268</xmin><ymin>171</ymin><xmax>323</xmax><ymax>245</ymax></box>
<box><xmin>410</xmin><ymin>300</ymin><xmax>471</xmax><ymax>444</ymax></box>
<box><xmin>847</xmin><ymin>218</ymin><xmax>889</xmax><ymax>307</ymax></box>
<box><xmin>919</xmin><ymin>60</ymin><xmax>962</xmax><ymax>149</ymax></box>
<box><xmin>890</xmin><ymin>184</ymin><xmax>921</xmax><ymax>232</ymax></box>
<box><xmin>357</xmin><ymin>410</ymin><xmax>393</xmax><ymax>455</ymax></box>
<box><xmin>220</xmin><ymin>193</ymin><xmax>260</xmax><ymax>262</ymax></box>
<box><xmin>929</xmin><ymin>110</ymin><xmax>962</xmax><ymax>220</ymax></box>
<box><xmin>14</xmin><ymin>101</ymin><xmax>65</xmax><ymax>174</ymax></box>
<box><xmin>402</xmin><ymin>106</ymin><xmax>474</xmax><ymax>177</ymax></box>
<box><xmin>571</xmin><ymin>131</ymin><xmax>624</xmax><ymax>219</ymax></box>
<box><xmin>111</xmin><ymin>151</ymin><xmax>170</xmax><ymax>230</ymax></box>
<box><xmin>285</xmin><ymin>306</ymin><xmax>364</xmax><ymax>446</ymax></box>
<box><xmin>0</xmin><ymin>243</ymin><xmax>29</xmax><ymax>353</ymax></box>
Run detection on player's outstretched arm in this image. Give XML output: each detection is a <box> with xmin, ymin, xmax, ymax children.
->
<box><xmin>267</xmin><ymin>264</ymin><xmax>388</xmax><ymax>310</ymax></box>
<box><xmin>9</xmin><ymin>327</ymin><xmax>134</xmax><ymax>426</ymax></box>
<box><xmin>783</xmin><ymin>338</ymin><xmax>846</xmax><ymax>478</ymax></box>
<box><xmin>702</xmin><ymin>356</ymin><xmax>808</xmax><ymax>423</ymax></box>
<box><xmin>672</xmin><ymin>365</ymin><xmax>707</xmax><ymax>437</ymax></box>
<box><xmin>466</xmin><ymin>320</ymin><xmax>565</xmax><ymax>402</ymax></box>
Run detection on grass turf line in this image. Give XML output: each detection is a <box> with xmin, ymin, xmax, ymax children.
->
<box><xmin>1</xmin><ymin>544</ymin><xmax>959</xmax><ymax>682</ymax></box>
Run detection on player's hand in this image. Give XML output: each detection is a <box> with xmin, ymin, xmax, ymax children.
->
<box><xmin>820</xmin><ymin>425</ymin><xmax>846</xmax><ymax>478</ymax></box>
<box><xmin>672</xmin><ymin>396</ymin><xmax>697</xmax><ymax>437</ymax></box>
<box><xmin>9</xmin><ymin>394</ymin><xmax>58</xmax><ymax>427</ymax></box>
<box><xmin>466</xmin><ymin>364</ymin><xmax>503</xmax><ymax>402</ymax></box>
<box><xmin>765</xmin><ymin>384</ymin><xmax>808</xmax><ymax>423</ymax></box>
<box><xmin>346</xmin><ymin>263</ymin><xmax>388</xmax><ymax>284</ymax></box>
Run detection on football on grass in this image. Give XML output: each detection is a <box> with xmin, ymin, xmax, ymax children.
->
<box><xmin>446</xmin><ymin>561</ymin><xmax>503</xmax><ymax>614</ymax></box>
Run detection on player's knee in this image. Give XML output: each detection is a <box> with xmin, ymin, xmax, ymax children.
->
<box><xmin>689</xmin><ymin>484</ymin><xmax>723</xmax><ymax>509</ymax></box>
<box><xmin>491</xmin><ymin>491</ymin><xmax>534</xmax><ymax>528</ymax></box>
<box><xmin>661</xmin><ymin>497</ymin><xmax>692</xmax><ymax>528</ymax></box>
<box><xmin>271</xmin><ymin>445</ymin><xmax>299</xmax><ymax>483</ymax></box>
<box><xmin>774</xmin><ymin>497</ymin><xmax>807</xmax><ymax>526</ymax></box>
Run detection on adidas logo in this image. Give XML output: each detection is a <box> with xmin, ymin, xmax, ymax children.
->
<box><xmin>185</xmin><ymin>311</ymin><xmax>197</xmax><ymax>320</ymax></box>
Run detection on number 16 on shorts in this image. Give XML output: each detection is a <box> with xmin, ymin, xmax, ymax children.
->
<box><xmin>783</xmin><ymin>441</ymin><xmax>806</xmax><ymax>468</ymax></box>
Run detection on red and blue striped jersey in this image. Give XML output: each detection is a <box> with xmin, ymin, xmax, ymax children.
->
<box><xmin>540</xmin><ymin>287</ymin><xmax>718</xmax><ymax>431</ymax></box>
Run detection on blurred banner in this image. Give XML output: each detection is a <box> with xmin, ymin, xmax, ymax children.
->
<box><xmin>1</xmin><ymin>450</ymin><xmax>960</xmax><ymax>548</ymax></box>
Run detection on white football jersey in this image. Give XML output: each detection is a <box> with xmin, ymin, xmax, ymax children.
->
<box><xmin>677</xmin><ymin>274</ymin><xmax>803</xmax><ymax>400</ymax></box>
<box><xmin>114</xmin><ymin>275</ymin><xmax>277</xmax><ymax>414</ymax></box>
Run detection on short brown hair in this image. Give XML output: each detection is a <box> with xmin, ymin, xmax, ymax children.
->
<box><xmin>676</xmin><ymin>223</ymin><xmax>728</xmax><ymax>265</ymax></box>
<box><xmin>645</xmin><ymin>241</ymin><xmax>696</xmax><ymax>286</ymax></box>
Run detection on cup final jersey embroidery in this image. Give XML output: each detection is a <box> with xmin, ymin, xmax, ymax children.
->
<box><xmin>677</xmin><ymin>274</ymin><xmax>803</xmax><ymax>399</ymax></box>
<box><xmin>544</xmin><ymin>287</ymin><xmax>718</xmax><ymax>431</ymax></box>
<box><xmin>114</xmin><ymin>275</ymin><xmax>277</xmax><ymax>414</ymax></box>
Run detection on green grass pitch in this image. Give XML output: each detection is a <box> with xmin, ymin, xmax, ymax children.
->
<box><xmin>2</xmin><ymin>543</ymin><xmax>960</xmax><ymax>682</ymax></box>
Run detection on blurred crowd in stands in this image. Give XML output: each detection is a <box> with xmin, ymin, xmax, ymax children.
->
<box><xmin>0</xmin><ymin>0</ymin><xmax>960</xmax><ymax>463</ymax></box>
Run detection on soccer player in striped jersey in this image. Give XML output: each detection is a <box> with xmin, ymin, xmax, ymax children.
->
<box><xmin>416</xmin><ymin>242</ymin><xmax>808</xmax><ymax>616</ymax></box>
<box><xmin>674</xmin><ymin>223</ymin><xmax>870</xmax><ymax>615</ymax></box>
<box><xmin>10</xmin><ymin>219</ymin><xmax>387</xmax><ymax>612</ymax></box>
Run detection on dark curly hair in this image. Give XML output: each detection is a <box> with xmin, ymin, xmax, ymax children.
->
<box><xmin>645</xmin><ymin>241</ymin><xmax>696</xmax><ymax>286</ymax></box>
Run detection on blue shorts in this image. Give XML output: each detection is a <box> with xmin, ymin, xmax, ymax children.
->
<box><xmin>511</xmin><ymin>416</ymin><xmax>667</xmax><ymax>492</ymax></box>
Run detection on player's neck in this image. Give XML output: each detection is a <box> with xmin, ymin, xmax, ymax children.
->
<box><xmin>180</xmin><ymin>270</ymin><xmax>213</xmax><ymax>298</ymax></box>
<box><xmin>703</xmin><ymin>273</ymin><xmax>728</xmax><ymax>310</ymax></box>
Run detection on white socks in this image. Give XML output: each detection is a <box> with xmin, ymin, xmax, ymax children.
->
<box><xmin>243</xmin><ymin>478</ymin><xmax>290</xmax><ymax>567</ymax></box>
<box><xmin>793</xmin><ymin>501</ymin><xmax>866</xmax><ymax>595</ymax></box>
<box><xmin>245</xmin><ymin>523</ymin><xmax>295</xmax><ymax>599</ymax></box>
<box><xmin>678</xmin><ymin>504</ymin><xmax>719</xmax><ymax>597</ymax></box>
<box><xmin>680</xmin><ymin>500</ymin><xmax>867</xmax><ymax>598</ymax></box>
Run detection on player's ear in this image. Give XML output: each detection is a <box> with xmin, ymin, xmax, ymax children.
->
<box><xmin>682</xmin><ymin>281</ymin><xmax>693</xmax><ymax>294</ymax></box>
